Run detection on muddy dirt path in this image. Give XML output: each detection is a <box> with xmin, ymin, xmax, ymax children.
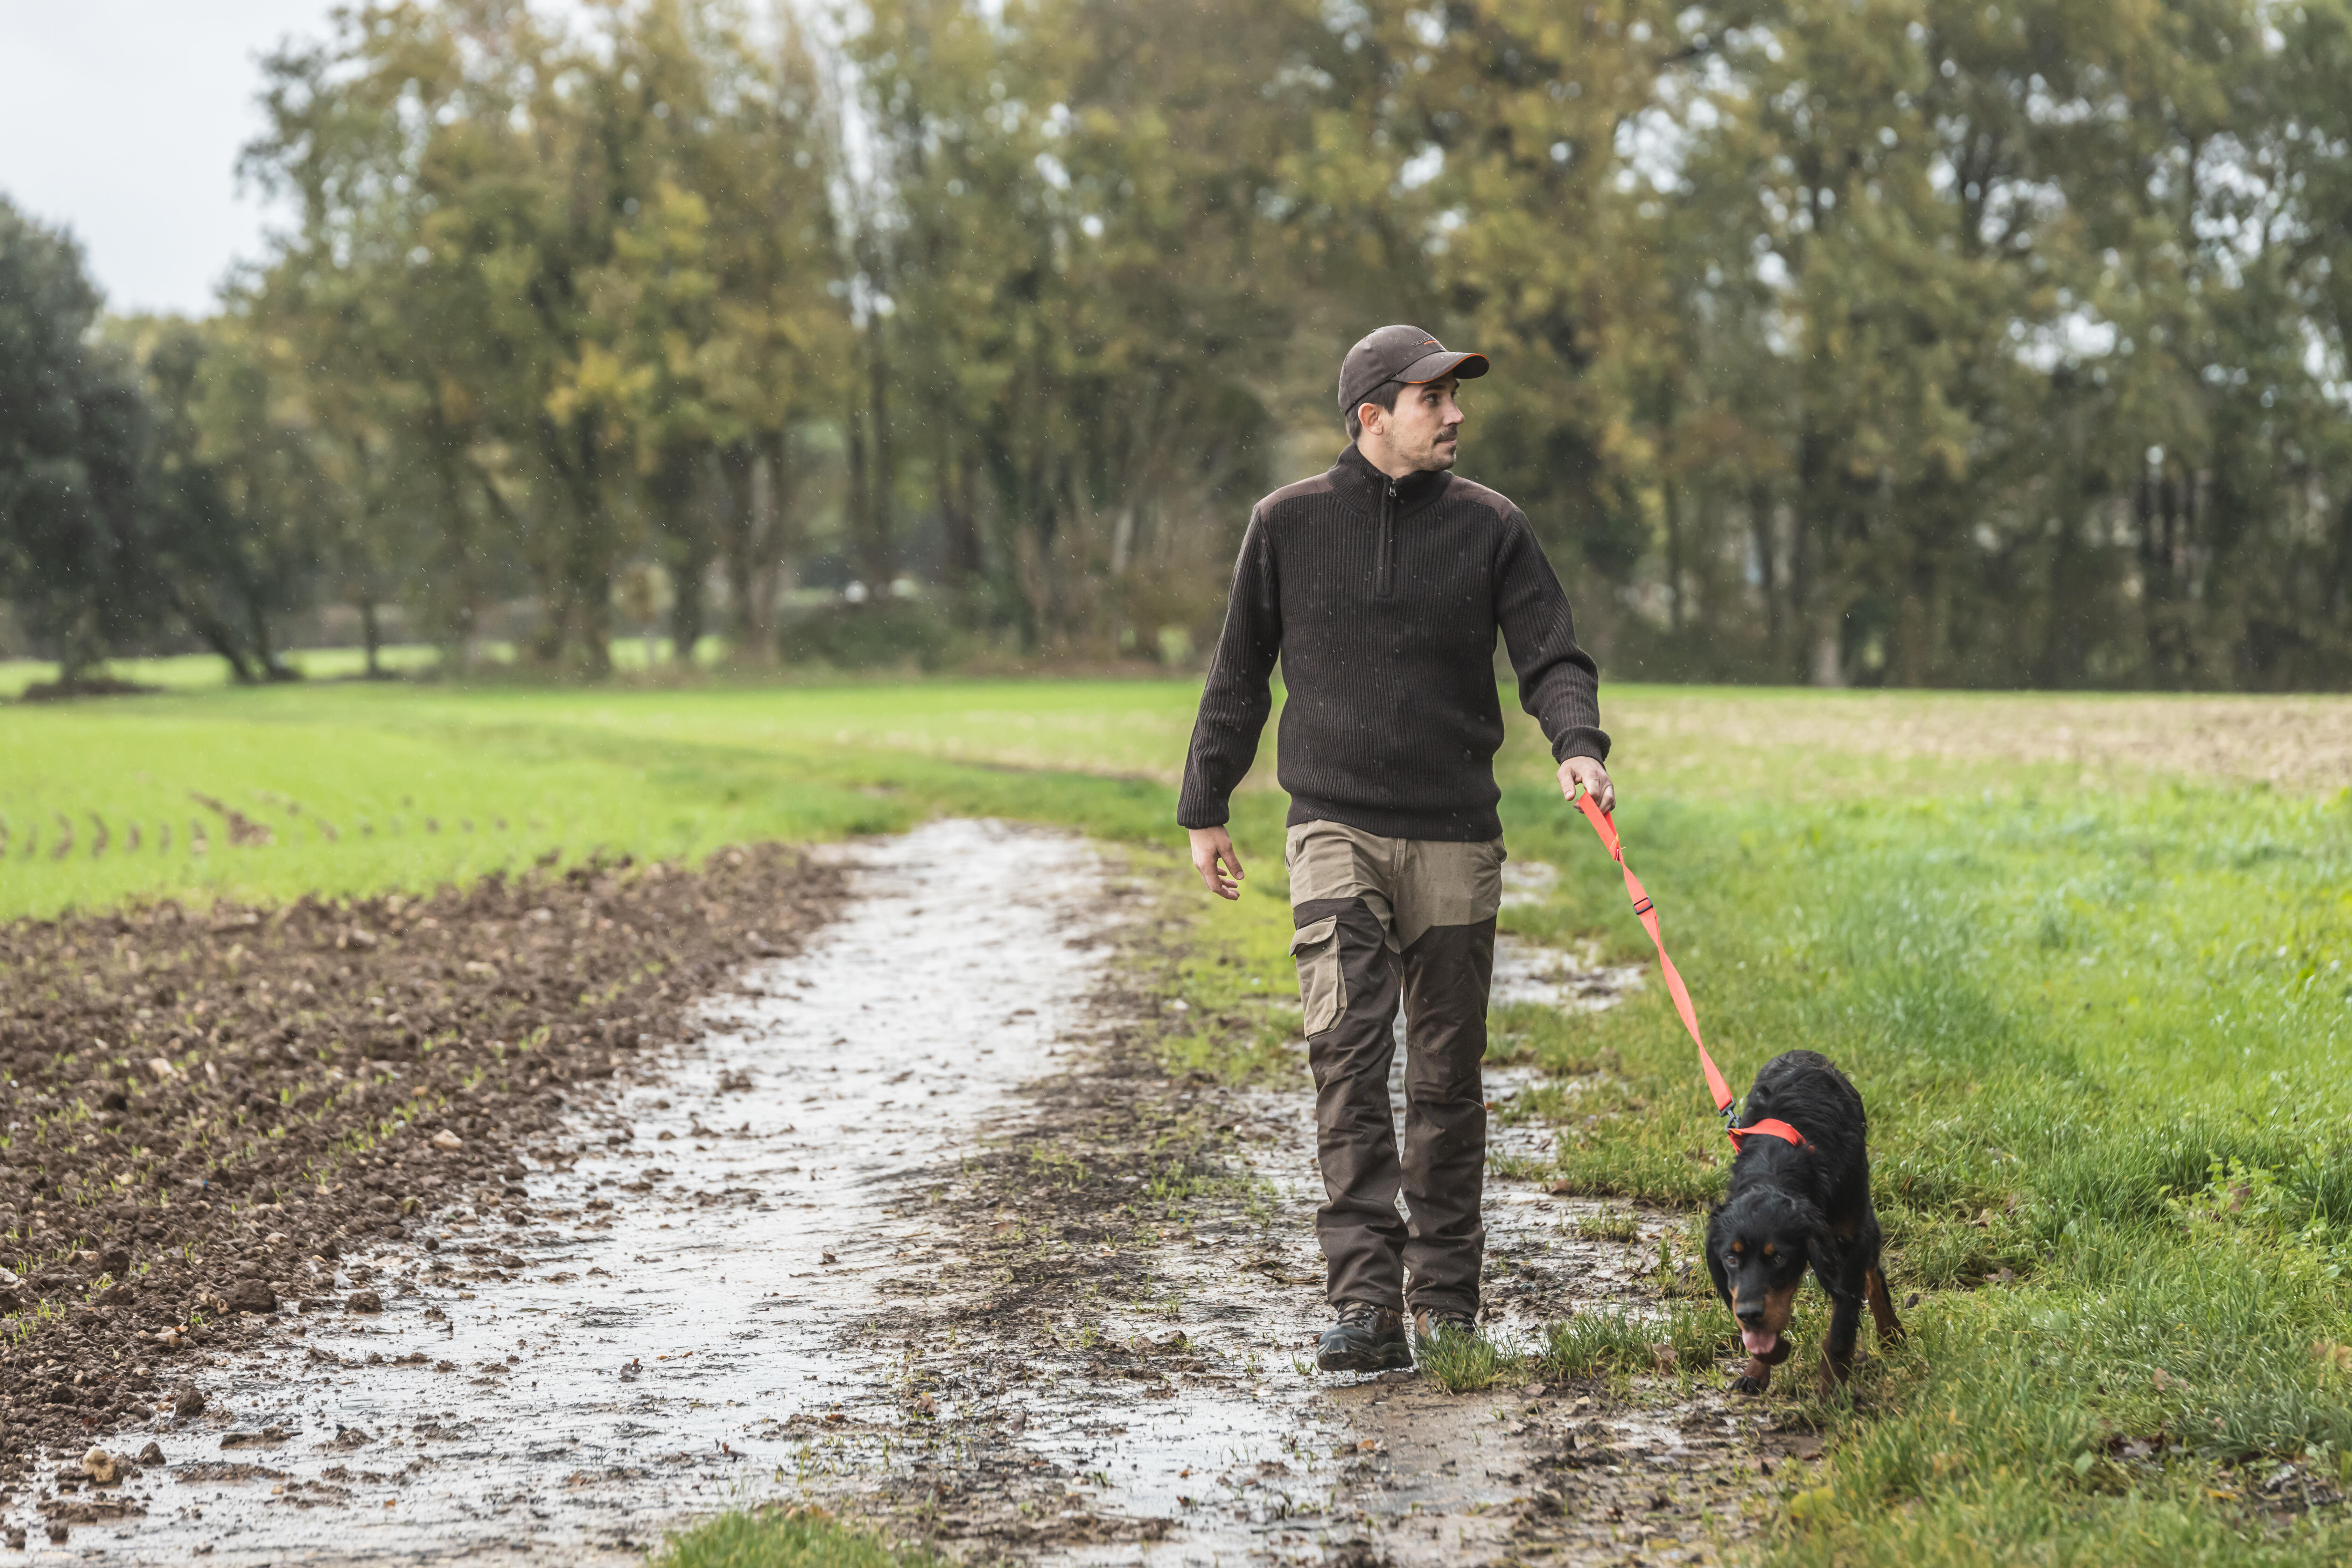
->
<box><xmin>30</xmin><ymin>821</ymin><xmax>1790</xmax><ymax>1566</ymax></box>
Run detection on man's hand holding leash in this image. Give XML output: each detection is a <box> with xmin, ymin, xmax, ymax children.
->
<box><xmin>1558</xmin><ymin>755</ymin><xmax>1614</xmax><ymax>814</ymax></box>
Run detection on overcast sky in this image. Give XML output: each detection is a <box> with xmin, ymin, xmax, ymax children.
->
<box><xmin>0</xmin><ymin>2</ymin><xmax>351</xmax><ymax>316</ymax></box>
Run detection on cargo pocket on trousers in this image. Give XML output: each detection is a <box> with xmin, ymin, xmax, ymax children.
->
<box><xmin>1290</xmin><ymin>915</ymin><xmax>1343</xmax><ymax>1036</ymax></box>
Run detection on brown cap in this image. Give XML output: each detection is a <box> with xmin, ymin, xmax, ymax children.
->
<box><xmin>1337</xmin><ymin>324</ymin><xmax>1489</xmax><ymax>419</ymax></box>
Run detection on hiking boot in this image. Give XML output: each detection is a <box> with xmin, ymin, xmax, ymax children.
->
<box><xmin>1316</xmin><ymin>1302</ymin><xmax>1411</xmax><ymax>1372</ymax></box>
<box><xmin>1412</xmin><ymin>1306</ymin><xmax>1480</xmax><ymax>1345</ymax></box>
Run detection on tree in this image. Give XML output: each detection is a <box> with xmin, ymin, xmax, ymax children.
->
<box><xmin>0</xmin><ymin>199</ymin><xmax>160</xmax><ymax>682</ymax></box>
<box><xmin>122</xmin><ymin>312</ymin><xmax>323</xmax><ymax>682</ymax></box>
<box><xmin>195</xmin><ymin>0</ymin><xmax>2352</xmax><ymax>690</ymax></box>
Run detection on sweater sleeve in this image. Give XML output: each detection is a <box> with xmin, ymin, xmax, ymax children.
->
<box><xmin>1176</xmin><ymin>510</ymin><xmax>1282</xmax><ymax>828</ymax></box>
<box><xmin>1494</xmin><ymin>510</ymin><xmax>1609</xmax><ymax>764</ymax></box>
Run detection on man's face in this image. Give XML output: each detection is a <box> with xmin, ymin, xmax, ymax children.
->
<box><xmin>1364</xmin><ymin>376</ymin><xmax>1464</xmax><ymax>472</ymax></box>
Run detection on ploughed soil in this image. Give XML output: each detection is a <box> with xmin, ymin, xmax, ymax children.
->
<box><xmin>0</xmin><ymin>845</ymin><xmax>843</xmax><ymax>1489</ymax></box>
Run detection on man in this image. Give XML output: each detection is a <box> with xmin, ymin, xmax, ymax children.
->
<box><xmin>1177</xmin><ymin>324</ymin><xmax>1614</xmax><ymax>1373</ymax></box>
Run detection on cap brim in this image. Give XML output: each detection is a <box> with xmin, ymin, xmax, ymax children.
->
<box><xmin>1398</xmin><ymin>349</ymin><xmax>1488</xmax><ymax>384</ymax></box>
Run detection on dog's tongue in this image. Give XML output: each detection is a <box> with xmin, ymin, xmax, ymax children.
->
<box><xmin>1741</xmin><ymin>1328</ymin><xmax>1778</xmax><ymax>1357</ymax></box>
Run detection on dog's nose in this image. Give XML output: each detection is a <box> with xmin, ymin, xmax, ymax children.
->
<box><xmin>1735</xmin><ymin>1304</ymin><xmax>1764</xmax><ymax>1325</ymax></box>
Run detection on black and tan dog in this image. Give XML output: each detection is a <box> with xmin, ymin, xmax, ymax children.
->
<box><xmin>1704</xmin><ymin>1049</ymin><xmax>1903</xmax><ymax>1393</ymax></box>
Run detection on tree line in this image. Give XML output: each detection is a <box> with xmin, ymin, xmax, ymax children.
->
<box><xmin>7</xmin><ymin>0</ymin><xmax>2352</xmax><ymax>689</ymax></box>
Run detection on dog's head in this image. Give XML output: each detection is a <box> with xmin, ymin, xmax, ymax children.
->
<box><xmin>1704</xmin><ymin>1186</ymin><xmax>1824</xmax><ymax>1360</ymax></box>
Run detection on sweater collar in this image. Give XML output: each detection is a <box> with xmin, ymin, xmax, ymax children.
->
<box><xmin>1331</xmin><ymin>442</ymin><xmax>1451</xmax><ymax>514</ymax></box>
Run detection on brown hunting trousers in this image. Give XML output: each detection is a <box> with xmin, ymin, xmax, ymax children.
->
<box><xmin>1286</xmin><ymin>821</ymin><xmax>1503</xmax><ymax>1317</ymax></box>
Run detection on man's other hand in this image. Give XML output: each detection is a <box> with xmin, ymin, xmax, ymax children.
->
<box><xmin>1558</xmin><ymin>756</ymin><xmax>1615</xmax><ymax>815</ymax></box>
<box><xmin>1188</xmin><ymin>826</ymin><xmax>1246</xmax><ymax>901</ymax></box>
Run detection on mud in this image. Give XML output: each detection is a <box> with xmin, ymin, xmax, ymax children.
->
<box><xmin>4</xmin><ymin>821</ymin><xmax>1802</xmax><ymax>1566</ymax></box>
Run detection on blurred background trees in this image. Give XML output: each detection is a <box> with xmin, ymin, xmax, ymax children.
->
<box><xmin>8</xmin><ymin>0</ymin><xmax>2352</xmax><ymax>688</ymax></box>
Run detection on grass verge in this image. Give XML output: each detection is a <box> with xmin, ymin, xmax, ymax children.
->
<box><xmin>1496</xmin><ymin>779</ymin><xmax>2352</xmax><ymax>1561</ymax></box>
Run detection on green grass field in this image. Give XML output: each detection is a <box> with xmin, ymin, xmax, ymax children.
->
<box><xmin>7</xmin><ymin>674</ymin><xmax>2352</xmax><ymax>1563</ymax></box>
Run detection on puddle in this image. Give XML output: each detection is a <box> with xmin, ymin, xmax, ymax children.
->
<box><xmin>41</xmin><ymin>825</ymin><xmax>1748</xmax><ymax>1568</ymax></box>
<box><xmin>1490</xmin><ymin>935</ymin><xmax>1644</xmax><ymax>1013</ymax></box>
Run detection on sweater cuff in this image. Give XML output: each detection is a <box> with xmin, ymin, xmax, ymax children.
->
<box><xmin>1175</xmin><ymin>796</ymin><xmax>1230</xmax><ymax>830</ymax></box>
<box><xmin>1549</xmin><ymin>726</ymin><xmax>1611</xmax><ymax>765</ymax></box>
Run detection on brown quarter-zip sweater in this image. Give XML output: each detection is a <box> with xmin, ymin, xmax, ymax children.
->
<box><xmin>1177</xmin><ymin>444</ymin><xmax>1608</xmax><ymax>842</ymax></box>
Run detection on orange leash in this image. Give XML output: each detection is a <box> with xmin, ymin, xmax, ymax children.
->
<box><xmin>1570</xmin><ymin>792</ymin><xmax>1805</xmax><ymax>1152</ymax></box>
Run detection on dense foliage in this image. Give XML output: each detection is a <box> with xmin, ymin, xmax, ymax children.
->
<box><xmin>9</xmin><ymin>0</ymin><xmax>2352</xmax><ymax>685</ymax></box>
<box><xmin>0</xmin><ymin>205</ymin><xmax>159</xmax><ymax>682</ymax></box>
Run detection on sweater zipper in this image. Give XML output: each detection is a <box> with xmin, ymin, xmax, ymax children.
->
<box><xmin>1377</xmin><ymin>481</ymin><xmax>1398</xmax><ymax>598</ymax></box>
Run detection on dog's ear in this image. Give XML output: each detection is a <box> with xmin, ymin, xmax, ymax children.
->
<box><xmin>1803</xmin><ymin>1225</ymin><xmax>1837</xmax><ymax>1284</ymax></box>
<box><xmin>1703</xmin><ymin>1211</ymin><xmax>1732</xmax><ymax>1305</ymax></box>
<box><xmin>1705</xmin><ymin>1240</ymin><xmax>1731</xmax><ymax>1306</ymax></box>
